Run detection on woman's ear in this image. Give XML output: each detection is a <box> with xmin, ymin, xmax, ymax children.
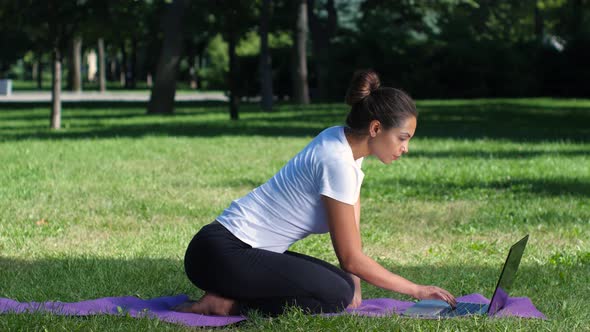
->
<box><xmin>369</xmin><ymin>120</ymin><xmax>380</xmax><ymax>138</ymax></box>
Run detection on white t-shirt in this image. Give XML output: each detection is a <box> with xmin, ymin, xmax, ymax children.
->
<box><xmin>216</xmin><ymin>126</ymin><xmax>364</xmax><ymax>253</ymax></box>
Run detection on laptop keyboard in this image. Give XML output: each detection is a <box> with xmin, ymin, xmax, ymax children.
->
<box><xmin>445</xmin><ymin>302</ymin><xmax>487</xmax><ymax>317</ymax></box>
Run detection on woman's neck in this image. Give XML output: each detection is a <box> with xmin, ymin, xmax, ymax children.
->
<box><xmin>344</xmin><ymin>127</ymin><xmax>371</xmax><ymax>160</ymax></box>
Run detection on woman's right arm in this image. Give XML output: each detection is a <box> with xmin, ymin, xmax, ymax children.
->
<box><xmin>321</xmin><ymin>195</ymin><xmax>456</xmax><ymax>307</ymax></box>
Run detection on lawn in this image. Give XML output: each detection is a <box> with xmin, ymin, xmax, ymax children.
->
<box><xmin>0</xmin><ymin>98</ymin><xmax>588</xmax><ymax>331</ymax></box>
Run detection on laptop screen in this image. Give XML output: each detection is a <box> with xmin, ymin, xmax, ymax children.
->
<box><xmin>487</xmin><ymin>235</ymin><xmax>529</xmax><ymax>315</ymax></box>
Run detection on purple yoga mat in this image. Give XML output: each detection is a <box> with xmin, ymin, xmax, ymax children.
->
<box><xmin>0</xmin><ymin>293</ymin><xmax>545</xmax><ymax>327</ymax></box>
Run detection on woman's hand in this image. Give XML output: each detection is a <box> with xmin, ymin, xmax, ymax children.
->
<box><xmin>346</xmin><ymin>272</ymin><xmax>362</xmax><ymax>309</ymax></box>
<box><xmin>412</xmin><ymin>285</ymin><xmax>457</xmax><ymax>308</ymax></box>
<box><xmin>347</xmin><ymin>287</ymin><xmax>362</xmax><ymax>309</ymax></box>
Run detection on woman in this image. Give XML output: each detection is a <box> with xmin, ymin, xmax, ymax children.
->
<box><xmin>173</xmin><ymin>69</ymin><xmax>456</xmax><ymax>317</ymax></box>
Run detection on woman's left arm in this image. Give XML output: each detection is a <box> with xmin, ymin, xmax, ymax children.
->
<box><xmin>347</xmin><ymin>195</ymin><xmax>363</xmax><ymax>308</ymax></box>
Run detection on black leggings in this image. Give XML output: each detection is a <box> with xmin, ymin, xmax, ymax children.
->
<box><xmin>183</xmin><ymin>220</ymin><xmax>354</xmax><ymax>316</ymax></box>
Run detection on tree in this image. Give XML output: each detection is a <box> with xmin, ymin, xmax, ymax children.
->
<box><xmin>292</xmin><ymin>0</ymin><xmax>310</xmax><ymax>104</ymax></box>
<box><xmin>259</xmin><ymin>0</ymin><xmax>274</xmax><ymax>112</ymax></box>
<box><xmin>308</xmin><ymin>0</ymin><xmax>338</xmax><ymax>101</ymax></box>
<box><xmin>182</xmin><ymin>1</ymin><xmax>210</xmax><ymax>90</ymax></box>
<box><xmin>209</xmin><ymin>0</ymin><xmax>259</xmax><ymax>120</ymax></box>
<box><xmin>98</xmin><ymin>38</ymin><xmax>106</xmax><ymax>92</ymax></box>
<box><xmin>227</xmin><ymin>17</ymin><xmax>240</xmax><ymax>119</ymax></box>
<box><xmin>67</xmin><ymin>36</ymin><xmax>83</xmax><ymax>92</ymax></box>
<box><xmin>50</xmin><ymin>44</ymin><xmax>62</xmax><ymax>129</ymax></box>
<box><xmin>147</xmin><ymin>0</ymin><xmax>188</xmax><ymax>114</ymax></box>
<box><xmin>535</xmin><ymin>1</ymin><xmax>544</xmax><ymax>40</ymax></box>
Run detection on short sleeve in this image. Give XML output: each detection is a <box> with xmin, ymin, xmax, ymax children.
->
<box><xmin>318</xmin><ymin>159</ymin><xmax>364</xmax><ymax>205</ymax></box>
<box><xmin>356</xmin><ymin>157</ymin><xmax>364</xmax><ymax>168</ymax></box>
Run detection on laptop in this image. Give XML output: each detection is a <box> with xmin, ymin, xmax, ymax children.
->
<box><xmin>403</xmin><ymin>234</ymin><xmax>529</xmax><ymax>318</ymax></box>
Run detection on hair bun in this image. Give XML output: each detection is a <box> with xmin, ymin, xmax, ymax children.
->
<box><xmin>345</xmin><ymin>69</ymin><xmax>381</xmax><ymax>106</ymax></box>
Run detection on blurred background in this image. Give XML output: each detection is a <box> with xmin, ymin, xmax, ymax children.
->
<box><xmin>0</xmin><ymin>0</ymin><xmax>589</xmax><ymax>126</ymax></box>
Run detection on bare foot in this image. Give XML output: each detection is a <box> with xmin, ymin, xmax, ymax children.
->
<box><xmin>171</xmin><ymin>299</ymin><xmax>197</xmax><ymax>312</ymax></box>
<box><xmin>172</xmin><ymin>292</ymin><xmax>239</xmax><ymax>316</ymax></box>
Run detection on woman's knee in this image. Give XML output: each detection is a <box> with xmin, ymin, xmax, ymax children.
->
<box><xmin>316</xmin><ymin>274</ymin><xmax>354</xmax><ymax>310</ymax></box>
<box><xmin>183</xmin><ymin>226</ymin><xmax>229</xmax><ymax>291</ymax></box>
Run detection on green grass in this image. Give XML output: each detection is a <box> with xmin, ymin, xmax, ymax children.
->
<box><xmin>0</xmin><ymin>98</ymin><xmax>589</xmax><ymax>331</ymax></box>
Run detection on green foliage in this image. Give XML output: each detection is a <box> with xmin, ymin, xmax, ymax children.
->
<box><xmin>198</xmin><ymin>30</ymin><xmax>293</xmax><ymax>90</ymax></box>
<box><xmin>269</xmin><ymin>30</ymin><xmax>293</xmax><ymax>48</ymax></box>
<box><xmin>197</xmin><ymin>34</ymin><xmax>229</xmax><ymax>90</ymax></box>
<box><xmin>236</xmin><ymin>30</ymin><xmax>293</xmax><ymax>56</ymax></box>
<box><xmin>236</xmin><ymin>30</ymin><xmax>261</xmax><ymax>56</ymax></box>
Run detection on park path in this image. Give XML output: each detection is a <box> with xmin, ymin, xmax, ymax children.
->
<box><xmin>0</xmin><ymin>91</ymin><xmax>228</xmax><ymax>103</ymax></box>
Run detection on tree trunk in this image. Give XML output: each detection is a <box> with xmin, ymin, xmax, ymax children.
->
<box><xmin>292</xmin><ymin>0</ymin><xmax>310</xmax><ymax>104</ymax></box>
<box><xmin>198</xmin><ymin>49</ymin><xmax>205</xmax><ymax>68</ymax></box>
<box><xmin>259</xmin><ymin>0</ymin><xmax>273</xmax><ymax>112</ymax></box>
<box><xmin>68</xmin><ymin>36</ymin><xmax>82</xmax><ymax>92</ymax></box>
<box><xmin>120</xmin><ymin>41</ymin><xmax>127</xmax><ymax>87</ymax></box>
<box><xmin>196</xmin><ymin>46</ymin><xmax>206</xmax><ymax>84</ymax></box>
<box><xmin>188</xmin><ymin>55</ymin><xmax>198</xmax><ymax>89</ymax></box>
<box><xmin>534</xmin><ymin>3</ymin><xmax>544</xmax><ymax>40</ymax></box>
<box><xmin>228</xmin><ymin>27</ymin><xmax>239</xmax><ymax>120</ymax></box>
<box><xmin>36</xmin><ymin>52</ymin><xmax>43</xmax><ymax>89</ymax></box>
<box><xmin>51</xmin><ymin>47</ymin><xmax>62</xmax><ymax>130</ymax></box>
<box><xmin>109</xmin><ymin>57</ymin><xmax>116</xmax><ymax>82</ymax></box>
<box><xmin>98</xmin><ymin>38</ymin><xmax>106</xmax><ymax>92</ymax></box>
<box><xmin>308</xmin><ymin>0</ymin><xmax>337</xmax><ymax>101</ymax></box>
<box><xmin>187</xmin><ymin>44</ymin><xmax>198</xmax><ymax>89</ymax></box>
<box><xmin>570</xmin><ymin>0</ymin><xmax>582</xmax><ymax>40</ymax></box>
<box><xmin>147</xmin><ymin>0</ymin><xmax>187</xmax><ymax>114</ymax></box>
<box><xmin>130</xmin><ymin>38</ymin><xmax>138</xmax><ymax>88</ymax></box>
<box><xmin>32</xmin><ymin>62</ymin><xmax>38</xmax><ymax>83</ymax></box>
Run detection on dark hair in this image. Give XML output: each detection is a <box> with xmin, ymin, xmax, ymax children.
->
<box><xmin>345</xmin><ymin>69</ymin><xmax>417</xmax><ymax>134</ymax></box>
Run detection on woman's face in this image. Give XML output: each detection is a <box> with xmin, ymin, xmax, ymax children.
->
<box><xmin>368</xmin><ymin>116</ymin><xmax>417</xmax><ymax>164</ymax></box>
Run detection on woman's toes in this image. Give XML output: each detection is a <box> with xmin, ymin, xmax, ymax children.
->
<box><xmin>171</xmin><ymin>301</ymin><xmax>197</xmax><ymax>312</ymax></box>
<box><xmin>171</xmin><ymin>295</ymin><xmax>238</xmax><ymax>316</ymax></box>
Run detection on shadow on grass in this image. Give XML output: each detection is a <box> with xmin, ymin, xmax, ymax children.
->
<box><xmin>414</xmin><ymin>103</ymin><xmax>590</xmax><ymax>142</ymax></box>
<box><xmin>0</xmin><ymin>100</ymin><xmax>227</xmax><ymax>119</ymax></box>
<box><xmin>407</xmin><ymin>149</ymin><xmax>590</xmax><ymax>159</ymax></box>
<box><xmin>372</xmin><ymin>177</ymin><xmax>590</xmax><ymax>198</ymax></box>
<box><xmin>0</xmin><ymin>121</ymin><xmax>326</xmax><ymax>141</ymax></box>
<box><xmin>0</xmin><ymin>100</ymin><xmax>588</xmax><ymax>142</ymax></box>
